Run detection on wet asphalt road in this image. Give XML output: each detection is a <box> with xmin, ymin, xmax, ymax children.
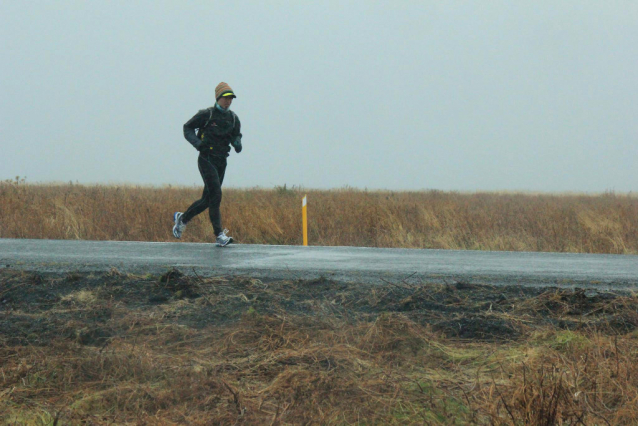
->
<box><xmin>1</xmin><ymin>238</ymin><xmax>638</xmax><ymax>290</ymax></box>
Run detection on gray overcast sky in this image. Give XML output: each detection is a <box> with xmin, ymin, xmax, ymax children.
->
<box><xmin>2</xmin><ymin>1</ymin><xmax>637</xmax><ymax>192</ymax></box>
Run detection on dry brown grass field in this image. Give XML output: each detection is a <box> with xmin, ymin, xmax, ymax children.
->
<box><xmin>1</xmin><ymin>179</ymin><xmax>637</xmax><ymax>253</ymax></box>
<box><xmin>3</xmin><ymin>179</ymin><xmax>638</xmax><ymax>424</ymax></box>
<box><xmin>2</xmin><ymin>268</ymin><xmax>638</xmax><ymax>424</ymax></box>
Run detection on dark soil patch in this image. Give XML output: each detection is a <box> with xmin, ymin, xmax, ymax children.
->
<box><xmin>1</xmin><ymin>267</ymin><xmax>637</xmax><ymax>347</ymax></box>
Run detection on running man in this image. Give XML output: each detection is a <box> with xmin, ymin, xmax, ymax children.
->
<box><xmin>172</xmin><ymin>82</ymin><xmax>242</xmax><ymax>246</ymax></box>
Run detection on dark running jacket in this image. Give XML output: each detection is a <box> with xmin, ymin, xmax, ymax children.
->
<box><xmin>183</xmin><ymin>106</ymin><xmax>242</xmax><ymax>158</ymax></box>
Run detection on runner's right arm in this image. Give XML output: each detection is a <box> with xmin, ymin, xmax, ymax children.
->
<box><xmin>183</xmin><ymin>109</ymin><xmax>209</xmax><ymax>150</ymax></box>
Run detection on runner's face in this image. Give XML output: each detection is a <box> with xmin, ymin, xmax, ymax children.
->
<box><xmin>218</xmin><ymin>96</ymin><xmax>233</xmax><ymax>109</ymax></box>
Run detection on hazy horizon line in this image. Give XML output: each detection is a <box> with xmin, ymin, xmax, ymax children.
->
<box><xmin>3</xmin><ymin>177</ymin><xmax>635</xmax><ymax>197</ymax></box>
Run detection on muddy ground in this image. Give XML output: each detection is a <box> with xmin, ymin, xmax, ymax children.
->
<box><xmin>2</xmin><ymin>266</ymin><xmax>635</xmax><ymax>347</ymax></box>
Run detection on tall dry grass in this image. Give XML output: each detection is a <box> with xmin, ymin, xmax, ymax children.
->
<box><xmin>1</xmin><ymin>178</ymin><xmax>637</xmax><ymax>253</ymax></box>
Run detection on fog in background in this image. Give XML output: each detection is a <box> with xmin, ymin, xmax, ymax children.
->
<box><xmin>2</xmin><ymin>1</ymin><xmax>637</xmax><ymax>192</ymax></box>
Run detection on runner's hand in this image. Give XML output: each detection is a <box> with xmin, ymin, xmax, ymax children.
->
<box><xmin>231</xmin><ymin>138</ymin><xmax>242</xmax><ymax>153</ymax></box>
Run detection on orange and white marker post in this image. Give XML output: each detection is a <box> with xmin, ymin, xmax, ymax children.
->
<box><xmin>302</xmin><ymin>195</ymin><xmax>308</xmax><ymax>246</ymax></box>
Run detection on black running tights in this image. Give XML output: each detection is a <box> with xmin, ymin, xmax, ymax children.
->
<box><xmin>182</xmin><ymin>153</ymin><xmax>227</xmax><ymax>236</ymax></box>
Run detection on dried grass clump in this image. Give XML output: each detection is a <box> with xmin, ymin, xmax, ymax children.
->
<box><xmin>474</xmin><ymin>332</ymin><xmax>638</xmax><ymax>425</ymax></box>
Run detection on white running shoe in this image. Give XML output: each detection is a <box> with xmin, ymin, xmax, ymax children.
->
<box><xmin>216</xmin><ymin>229</ymin><xmax>234</xmax><ymax>247</ymax></box>
<box><xmin>172</xmin><ymin>212</ymin><xmax>186</xmax><ymax>238</ymax></box>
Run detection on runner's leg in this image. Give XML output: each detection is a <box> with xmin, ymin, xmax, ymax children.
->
<box><xmin>200</xmin><ymin>155</ymin><xmax>223</xmax><ymax>236</ymax></box>
<box><xmin>182</xmin><ymin>155</ymin><xmax>211</xmax><ymax>224</ymax></box>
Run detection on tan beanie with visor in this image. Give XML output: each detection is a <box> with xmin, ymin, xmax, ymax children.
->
<box><xmin>215</xmin><ymin>82</ymin><xmax>236</xmax><ymax>101</ymax></box>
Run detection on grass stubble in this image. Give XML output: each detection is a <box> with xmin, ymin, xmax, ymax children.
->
<box><xmin>1</xmin><ymin>268</ymin><xmax>638</xmax><ymax>425</ymax></box>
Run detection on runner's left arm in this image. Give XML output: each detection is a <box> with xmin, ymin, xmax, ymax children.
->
<box><xmin>231</xmin><ymin>115</ymin><xmax>242</xmax><ymax>153</ymax></box>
